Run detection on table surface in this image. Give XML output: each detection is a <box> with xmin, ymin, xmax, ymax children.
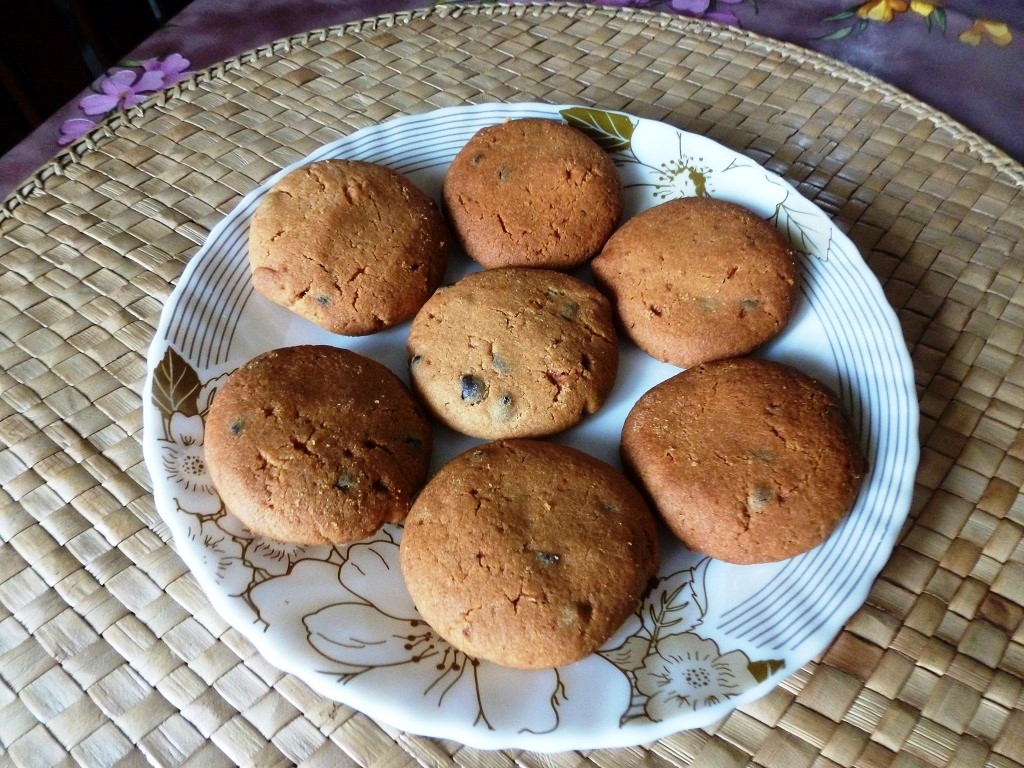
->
<box><xmin>1</xmin><ymin>3</ymin><xmax>1023</xmax><ymax>767</ymax></box>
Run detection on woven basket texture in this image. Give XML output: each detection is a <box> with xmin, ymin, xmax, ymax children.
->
<box><xmin>1</xmin><ymin>4</ymin><xmax>1023</xmax><ymax>767</ymax></box>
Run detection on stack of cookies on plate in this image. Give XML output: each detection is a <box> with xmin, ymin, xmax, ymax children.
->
<box><xmin>202</xmin><ymin>116</ymin><xmax>865</xmax><ymax>670</ymax></box>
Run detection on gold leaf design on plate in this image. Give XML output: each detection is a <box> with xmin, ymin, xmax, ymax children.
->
<box><xmin>560</xmin><ymin>107</ymin><xmax>634</xmax><ymax>153</ymax></box>
<box><xmin>747</xmin><ymin>658</ymin><xmax>785</xmax><ymax>683</ymax></box>
<box><xmin>153</xmin><ymin>345</ymin><xmax>201</xmax><ymax>418</ymax></box>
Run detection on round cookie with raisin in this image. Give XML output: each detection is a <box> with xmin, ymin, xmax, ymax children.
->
<box><xmin>204</xmin><ymin>345</ymin><xmax>432</xmax><ymax>545</ymax></box>
<box><xmin>407</xmin><ymin>267</ymin><xmax>618</xmax><ymax>439</ymax></box>
<box><xmin>400</xmin><ymin>439</ymin><xmax>659</xmax><ymax>669</ymax></box>
<box><xmin>248</xmin><ymin>159</ymin><xmax>448</xmax><ymax>336</ymax></box>
<box><xmin>442</xmin><ymin>118</ymin><xmax>622</xmax><ymax>270</ymax></box>
<box><xmin>621</xmin><ymin>357</ymin><xmax>866</xmax><ymax>564</ymax></box>
<box><xmin>591</xmin><ymin>197</ymin><xmax>798</xmax><ymax>368</ymax></box>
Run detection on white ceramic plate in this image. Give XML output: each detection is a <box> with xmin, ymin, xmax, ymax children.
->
<box><xmin>143</xmin><ymin>103</ymin><xmax>918</xmax><ymax>751</ymax></box>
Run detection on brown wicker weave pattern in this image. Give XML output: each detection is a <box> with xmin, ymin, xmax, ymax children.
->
<box><xmin>1</xmin><ymin>4</ymin><xmax>1022</xmax><ymax>766</ymax></box>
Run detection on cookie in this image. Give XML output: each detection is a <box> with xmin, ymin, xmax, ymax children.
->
<box><xmin>442</xmin><ymin>118</ymin><xmax>622</xmax><ymax>270</ymax></box>
<box><xmin>407</xmin><ymin>268</ymin><xmax>618</xmax><ymax>439</ymax></box>
<box><xmin>591</xmin><ymin>197</ymin><xmax>798</xmax><ymax>368</ymax></box>
<box><xmin>204</xmin><ymin>345</ymin><xmax>432</xmax><ymax>545</ymax></box>
<box><xmin>400</xmin><ymin>439</ymin><xmax>659</xmax><ymax>669</ymax></box>
<box><xmin>248</xmin><ymin>159</ymin><xmax>448</xmax><ymax>336</ymax></box>
<box><xmin>621</xmin><ymin>357</ymin><xmax>866</xmax><ymax>564</ymax></box>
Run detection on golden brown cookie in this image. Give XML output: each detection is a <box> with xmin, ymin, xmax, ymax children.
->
<box><xmin>442</xmin><ymin>118</ymin><xmax>622</xmax><ymax>270</ymax></box>
<box><xmin>248</xmin><ymin>159</ymin><xmax>448</xmax><ymax>336</ymax></box>
<box><xmin>591</xmin><ymin>197</ymin><xmax>798</xmax><ymax>368</ymax></box>
<box><xmin>621</xmin><ymin>357</ymin><xmax>866</xmax><ymax>564</ymax></box>
<box><xmin>205</xmin><ymin>345</ymin><xmax>432</xmax><ymax>545</ymax></box>
<box><xmin>407</xmin><ymin>268</ymin><xmax>618</xmax><ymax>439</ymax></box>
<box><xmin>400</xmin><ymin>439</ymin><xmax>659</xmax><ymax>669</ymax></box>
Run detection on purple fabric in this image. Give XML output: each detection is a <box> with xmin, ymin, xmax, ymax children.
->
<box><xmin>726</xmin><ymin>0</ymin><xmax>1024</xmax><ymax>160</ymax></box>
<box><xmin>1</xmin><ymin>0</ymin><xmax>1021</xmax><ymax>200</ymax></box>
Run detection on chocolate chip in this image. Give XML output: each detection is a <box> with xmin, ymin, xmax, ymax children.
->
<box><xmin>229</xmin><ymin>419</ymin><xmax>244</xmax><ymax>436</ymax></box>
<box><xmin>498</xmin><ymin>167</ymin><xmax>511</xmax><ymax>181</ymax></box>
<box><xmin>577</xmin><ymin>601</ymin><xmax>593</xmax><ymax>624</ymax></box>
<box><xmin>410</xmin><ymin>354</ymin><xmax>422</xmax><ymax>366</ymax></box>
<box><xmin>405</xmin><ymin>435</ymin><xmax>423</xmax><ymax>450</ymax></box>
<box><xmin>558</xmin><ymin>301</ymin><xmax>579</xmax><ymax>321</ymax></box>
<box><xmin>471</xmin><ymin>154</ymin><xmax>484</xmax><ymax>166</ymax></box>
<box><xmin>491</xmin><ymin>394</ymin><xmax>515</xmax><ymax>422</ymax></box>
<box><xmin>753</xmin><ymin>448</ymin><xmax>774</xmax><ymax>462</ymax></box>
<box><xmin>747</xmin><ymin>485</ymin><xmax>775</xmax><ymax>512</ymax></box>
<box><xmin>491</xmin><ymin>353</ymin><xmax>511</xmax><ymax>374</ymax></box>
<box><xmin>460</xmin><ymin>374</ymin><xmax>487</xmax><ymax>404</ymax></box>
<box><xmin>336</xmin><ymin>473</ymin><xmax>357</xmax><ymax>491</ymax></box>
<box><xmin>535</xmin><ymin>551</ymin><xmax>561</xmax><ymax>566</ymax></box>
<box><xmin>316</xmin><ymin>294</ymin><xmax>331</xmax><ymax>306</ymax></box>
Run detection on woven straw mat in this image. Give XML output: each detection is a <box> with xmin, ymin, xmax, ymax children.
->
<box><xmin>1</xmin><ymin>3</ymin><xmax>1023</xmax><ymax>767</ymax></box>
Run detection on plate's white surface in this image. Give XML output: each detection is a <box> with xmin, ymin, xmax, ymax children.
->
<box><xmin>143</xmin><ymin>103</ymin><xmax>919</xmax><ymax>751</ymax></box>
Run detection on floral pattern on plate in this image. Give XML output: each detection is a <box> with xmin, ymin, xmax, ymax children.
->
<box><xmin>151</xmin><ymin>345</ymin><xmax>783</xmax><ymax>734</ymax></box>
<box><xmin>143</xmin><ymin>103</ymin><xmax>918</xmax><ymax>751</ymax></box>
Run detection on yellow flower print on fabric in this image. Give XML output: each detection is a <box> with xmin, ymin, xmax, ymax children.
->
<box><xmin>856</xmin><ymin>0</ymin><xmax>908</xmax><ymax>23</ymax></box>
<box><xmin>822</xmin><ymin>1</ymin><xmax>1014</xmax><ymax>45</ymax></box>
<box><xmin>960</xmin><ymin>19</ymin><xmax>1013</xmax><ymax>46</ymax></box>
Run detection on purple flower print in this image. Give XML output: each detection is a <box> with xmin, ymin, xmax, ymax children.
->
<box><xmin>672</xmin><ymin>0</ymin><xmax>711</xmax><ymax>10</ymax></box>
<box><xmin>56</xmin><ymin>53</ymin><xmax>191</xmax><ymax>150</ymax></box>
<box><xmin>79</xmin><ymin>69</ymin><xmax>165</xmax><ymax>115</ymax></box>
<box><xmin>141</xmin><ymin>53</ymin><xmax>192</xmax><ymax>86</ymax></box>
<box><xmin>57</xmin><ymin>118</ymin><xmax>95</xmax><ymax>146</ymax></box>
<box><xmin>670</xmin><ymin>0</ymin><xmax>744</xmax><ymax>25</ymax></box>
